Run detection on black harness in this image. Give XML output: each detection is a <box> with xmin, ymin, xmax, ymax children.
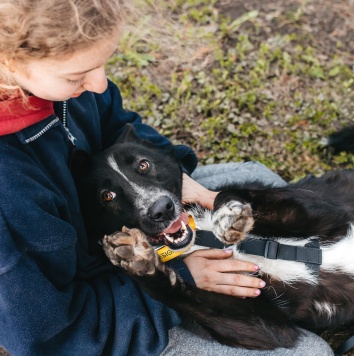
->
<box><xmin>238</xmin><ymin>238</ymin><xmax>322</xmax><ymax>275</ymax></box>
<box><xmin>195</xmin><ymin>230</ymin><xmax>322</xmax><ymax>275</ymax></box>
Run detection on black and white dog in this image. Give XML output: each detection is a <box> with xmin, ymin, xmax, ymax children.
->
<box><xmin>73</xmin><ymin>124</ymin><xmax>354</xmax><ymax>350</ymax></box>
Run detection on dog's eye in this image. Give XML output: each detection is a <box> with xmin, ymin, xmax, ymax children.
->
<box><xmin>101</xmin><ymin>190</ymin><xmax>116</xmax><ymax>202</ymax></box>
<box><xmin>139</xmin><ymin>160</ymin><xmax>150</xmax><ymax>173</ymax></box>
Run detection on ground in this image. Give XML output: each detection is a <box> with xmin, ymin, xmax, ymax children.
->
<box><xmin>109</xmin><ymin>0</ymin><xmax>354</xmax><ymax>181</ymax></box>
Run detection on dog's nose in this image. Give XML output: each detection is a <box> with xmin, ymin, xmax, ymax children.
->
<box><xmin>148</xmin><ymin>196</ymin><xmax>175</xmax><ymax>222</ymax></box>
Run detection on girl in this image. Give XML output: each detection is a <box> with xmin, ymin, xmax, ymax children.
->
<box><xmin>0</xmin><ymin>0</ymin><xmax>333</xmax><ymax>355</ymax></box>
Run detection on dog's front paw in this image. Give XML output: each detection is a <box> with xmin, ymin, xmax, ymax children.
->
<box><xmin>212</xmin><ymin>201</ymin><xmax>254</xmax><ymax>244</ymax></box>
<box><xmin>103</xmin><ymin>227</ymin><xmax>161</xmax><ymax>276</ymax></box>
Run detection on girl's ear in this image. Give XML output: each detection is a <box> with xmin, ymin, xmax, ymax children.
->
<box><xmin>114</xmin><ymin>123</ymin><xmax>141</xmax><ymax>144</ymax></box>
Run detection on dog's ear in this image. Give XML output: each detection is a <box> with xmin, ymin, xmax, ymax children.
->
<box><xmin>70</xmin><ymin>149</ymin><xmax>92</xmax><ymax>186</ymax></box>
<box><xmin>114</xmin><ymin>123</ymin><xmax>141</xmax><ymax>144</ymax></box>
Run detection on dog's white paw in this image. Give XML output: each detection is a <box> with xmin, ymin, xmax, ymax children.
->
<box><xmin>212</xmin><ymin>201</ymin><xmax>254</xmax><ymax>244</ymax></box>
<box><xmin>103</xmin><ymin>227</ymin><xmax>162</xmax><ymax>276</ymax></box>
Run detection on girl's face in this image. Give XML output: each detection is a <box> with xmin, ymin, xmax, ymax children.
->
<box><xmin>10</xmin><ymin>40</ymin><xmax>118</xmax><ymax>101</ymax></box>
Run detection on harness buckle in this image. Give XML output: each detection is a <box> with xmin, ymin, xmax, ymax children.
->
<box><xmin>264</xmin><ymin>240</ymin><xmax>279</xmax><ymax>259</ymax></box>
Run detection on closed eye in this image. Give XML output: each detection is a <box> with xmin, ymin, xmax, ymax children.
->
<box><xmin>67</xmin><ymin>77</ymin><xmax>85</xmax><ymax>86</ymax></box>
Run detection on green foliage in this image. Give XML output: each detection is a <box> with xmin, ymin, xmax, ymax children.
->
<box><xmin>107</xmin><ymin>0</ymin><xmax>354</xmax><ymax>181</ymax></box>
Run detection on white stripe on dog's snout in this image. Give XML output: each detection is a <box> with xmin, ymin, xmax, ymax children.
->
<box><xmin>107</xmin><ymin>155</ymin><xmax>148</xmax><ymax>196</ymax></box>
<box><xmin>106</xmin><ymin>155</ymin><xmax>181</xmax><ymax>216</ymax></box>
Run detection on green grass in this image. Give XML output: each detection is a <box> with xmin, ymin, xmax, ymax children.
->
<box><xmin>107</xmin><ymin>0</ymin><xmax>354</xmax><ymax>181</ymax></box>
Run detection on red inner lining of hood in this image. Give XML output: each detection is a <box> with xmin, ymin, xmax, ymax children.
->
<box><xmin>0</xmin><ymin>95</ymin><xmax>54</xmax><ymax>135</ymax></box>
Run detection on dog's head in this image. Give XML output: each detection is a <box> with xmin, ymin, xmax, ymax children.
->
<box><xmin>72</xmin><ymin>124</ymin><xmax>195</xmax><ymax>250</ymax></box>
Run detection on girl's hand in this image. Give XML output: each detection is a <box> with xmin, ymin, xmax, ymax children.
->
<box><xmin>182</xmin><ymin>174</ymin><xmax>265</xmax><ymax>297</ymax></box>
<box><xmin>182</xmin><ymin>173</ymin><xmax>218</xmax><ymax>210</ymax></box>
<box><xmin>183</xmin><ymin>248</ymin><xmax>266</xmax><ymax>298</ymax></box>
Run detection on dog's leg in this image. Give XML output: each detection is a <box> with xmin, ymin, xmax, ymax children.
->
<box><xmin>103</xmin><ymin>227</ymin><xmax>300</xmax><ymax>350</ymax></box>
<box><xmin>103</xmin><ymin>226</ymin><xmax>175</xmax><ymax>279</ymax></box>
<box><xmin>214</xmin><ymin>186</ymin><xmax>351</xmax><ymax>240</ymax></box>
<box><xmin>212</xmin><ymin>200</ymin><xmax>254</xmax><ymax>244</ymax></box>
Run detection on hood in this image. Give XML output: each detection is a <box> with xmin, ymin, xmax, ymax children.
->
<box><xmin>0</xmin><ymin>95</ymin><xmax>54</xmax><ymax>135</ymax></box>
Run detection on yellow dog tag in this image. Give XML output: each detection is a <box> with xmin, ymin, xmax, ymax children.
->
<box><xmin>155</xmin><ymin>245</ymin><xmax>187</xmax><ymax>262</ymax></box>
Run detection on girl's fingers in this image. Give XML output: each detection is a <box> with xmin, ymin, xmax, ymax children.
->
<box><xmin>210</xmin><ymin>258</ymin><xmax>260</xmax><ymax>273</ymax></box>
<box><xmin>182</xmin><ymin>173</ymin><xmax>218</xmax><ymax>210</ymax></box>
<box><xmin>198</xmin><ymin>270</ymin><xmax>265</xmax><ymax>290</ymax></box>
<box><xmin>202</xmin><ymin>272</ymin><xmax>266</xmax><ymax>297</ymax></box>
<box><xmin>189</xmin><ymin>248</ymin><xmax>233</xmax><ymax>259</ymax></box>
<box><xmin>189</xmin><ymin>249</ymin><xmax>259</xmax><ymax>272</ymax></box>
<box><xmin>208</xmin><ymin>284</ymin><xmax>262</xmax><ymax>298</ymax></box>
<box><xmin>197</xmin><ymin>251</ymin><xmax>260</xmax><ymax>273</ymax></box>
<box><xmin>184</xmin><ymin>248</ymin><xmax>266</xmax><ymax>297</ymax></box>
<box><xmin>214</xmin><ymin>272</ymin><xmax>266</xmax><ymax>290</ymax></box>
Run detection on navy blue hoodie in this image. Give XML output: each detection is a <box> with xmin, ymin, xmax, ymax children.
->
<box><xmin>0</xmin><ymin>81</ymin><xmax>198</xmax><ymax>355</ymax></box>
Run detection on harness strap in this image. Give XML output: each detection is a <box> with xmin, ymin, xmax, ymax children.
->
<box><xmin>195</xmin><ymin>230</ymin><xmax>226</xmax><ymax>249</ymax></box>
<box><xmin>238</xmin><ymin>238</ymin><xmax>322</xmax><ymax>274</ymax></box>
<box><xmin>334</xmin><ymin>334</ymin><xmax>354</xmax><ymax>355</ymax></box>
<box><xmin>238</xmin><ymin>238</ymin><xmax>322</xmax><ymax>263</ymax></box>
<box><xmin>196</xmin><ymin>231</ymin><xmax>322</xmax><ymax>274</ymax></box>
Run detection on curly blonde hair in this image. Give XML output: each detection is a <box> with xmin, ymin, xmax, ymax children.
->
<box><xmin>0</xmin><ymin>0</ymin><xmax>204</xmax><ymax>97</ymax></box>
<box><xmin>0</xmin><ymin>0</ymin><xmax>126</xmax><ymax>95</ymax></box>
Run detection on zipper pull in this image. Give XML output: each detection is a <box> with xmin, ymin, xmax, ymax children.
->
<box><xmin>64</xmin><ymin>127</ymin><xmax>77</xmax><ymax>146</ymax></box>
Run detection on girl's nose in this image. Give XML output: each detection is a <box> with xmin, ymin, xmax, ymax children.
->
<box><xmin>83</xmin><ymin>66</ymin><xmax>108</xmax><ymax>94</ymax></box>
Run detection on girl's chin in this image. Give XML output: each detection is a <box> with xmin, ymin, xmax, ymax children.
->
<box><xmin>71</xmin><ymin>92</ymin><xmax>83</xmax><ymax>98</ymax></box>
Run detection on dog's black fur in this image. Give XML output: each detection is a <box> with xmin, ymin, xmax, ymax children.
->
<box><xmin>73</xmin><ymin>124</ymin><xmax>354</xmax><ymax>350</ymax></box>
<box><xmin>326</xmin><ymin>125</ymin><xmax>354</xmax><ymax>154</ymax></box>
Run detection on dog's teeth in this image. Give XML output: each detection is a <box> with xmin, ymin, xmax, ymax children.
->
<box><xmin>178</xmin><ymin>234</ymin><xmax>187</xmax><ymax>243</ymax></box>
<box><xmin>181</xmin><ymin>221</ymin><xmax>186</xmax><ymax>231</ymax></box>
<box><xmin>165</xmin><ymin>234</ymin><xmax>174</xmax><ymax>243</ymax></box>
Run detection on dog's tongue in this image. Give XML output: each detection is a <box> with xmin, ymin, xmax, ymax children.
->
<box><xmin>163</xmin><ymin>212</ymin><xmax>189</xmax><ymax>234</ymax></box>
